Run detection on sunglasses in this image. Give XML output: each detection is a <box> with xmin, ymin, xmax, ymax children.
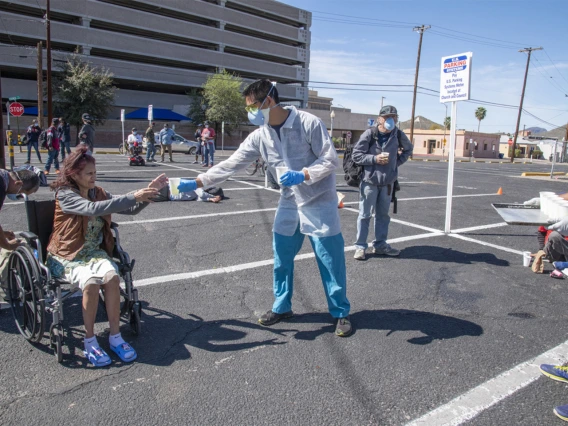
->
<box><xmin>245</xmin><ymin>100</ymin><xmax>263</xmax><ymax>113</ymax></box>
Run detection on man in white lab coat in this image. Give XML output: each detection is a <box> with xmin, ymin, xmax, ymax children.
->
<box><xmin>177</xmin><ymin>79</ymin><xmax>352</xmax><ymax>337</ymax></box>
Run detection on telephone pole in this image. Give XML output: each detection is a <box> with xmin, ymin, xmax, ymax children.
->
<box><xmin>511</xmin><ymin>46</ymin><xmax>542</xmax><ymax>162</ymax></box>
<box><xmin>409</xmin><ymin>24</ymin><xmax>430</xmax><ymax>155</ymax></box>
<box><xmin>37</xmin><ymin>41</ymin><xmax>44</xmax><ymax>128</ymax></box>
<box><xmin>0</xmin><ymin>70</ymin><xmax>5</xmax><ymax>169</ymax></box>
<box><xmin>46</xmin><ymin>0</ymin><xmax>52</xmax><ymax>123</ymax></box>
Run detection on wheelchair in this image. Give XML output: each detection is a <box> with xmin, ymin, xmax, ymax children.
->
<box><xmin>6</xmin><ymin>197</ymin><xmax>142</xmax><ymax>363</ymax></box>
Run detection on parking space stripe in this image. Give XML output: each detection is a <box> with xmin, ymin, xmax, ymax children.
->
<box><xmin>116</xmin><ymin>207</ymin><xmax>278</xmax><ymax>225</ymax></box>
<box><xmin>449</xmin><ymin>233</ymin><xmax>524</xmax><ymax>255</ymax></box>
<box><xmin>451</xmin><ymin>223</ymin><xmax>508</xmax><ymax>234</ymax></box>
<box><xmin>132</xmin><ymin>231</ymin><xmax>442</xmax><ymax>288</ymax></box>
<box><xmin>406</xmin><ymin>340</ymin><xmax>568</xmax><ymax>426</ymax></box>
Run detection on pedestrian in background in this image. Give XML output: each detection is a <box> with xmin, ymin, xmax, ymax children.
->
<box><xmin>145</xmin><ymin>122</ymin><xmax>156</xmax><ymax>162</ymax></box>
<box><xmin>79</xmin><ymin>113</ymin><xmax>95</xmax><ymax>153</ymax></box>
<box><xmin>201</xmin><ymin>121</ymin><xmax>216</xmax><ymax>168</ymax></box>
<box><xmin>159</xmin><ymin>123</ymin><xmax>175</xmax><ymax>162</ymax></box>
<box><xmin>44</xmin><ymin>117</ymin><xmax>61</xmax><ymax>175</ymax></box>
<box><xmin>352</xmin><ymin>105</ymin><xmax>413</xmax><ymax>260</ymax></box>
<box><xmin>193</xmin><ymin>123</ymin><xmax>203</xmax><ymax>164</ymax></box>
<box><xmin>58</xmin><ymin>117</ymin><xmax>71</xmax><ymax>160</ymax></box>
<box><xmin>25</xmin><ymin>119</ymin><xmax>42</xmax><ymax>164</ymax></box>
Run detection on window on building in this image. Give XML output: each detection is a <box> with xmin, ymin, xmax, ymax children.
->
<box><xmin>465</xmin><ymin>142</ymin><xmax>469</xmax><ymax>150</ymax></box>
<box><xmin>437</xmin><ymin>141</ymin><xmax>440</xmax><ymax>148</ymax></box>
<box><xmin>484</xmin><ymin>143</ymin><xmax>488</xmax><ymax>150</ymax></box>
<box><xmin>423</xmin><ymin>141</ymin><xmax>426</xmax><ymax>148</ymax></box>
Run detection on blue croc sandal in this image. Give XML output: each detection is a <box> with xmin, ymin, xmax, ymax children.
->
<box><xmin>110</xmin><ymin>342</ymin><xmax>137</xmax><ymax>362</ymax></box>
<box><xmin>84</xmin><ymin>347</ymin><xmax>112</xmax><ymax>367</ymax></box>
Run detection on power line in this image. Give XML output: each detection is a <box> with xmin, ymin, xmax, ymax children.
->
<box><xmin>531</xmin><ymin>55</ymin><xmax>568</xmax><ymax>94</ymax></box>
<box><xmin>543</xmin><ymin>49</ymin><xmax>568</xmax><ymax>87</ymax></box>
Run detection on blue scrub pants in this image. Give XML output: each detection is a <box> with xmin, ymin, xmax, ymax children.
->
<box><xmin>272</xmin><ymin>227</ymin><xmax>350</xmax><ymax>318</ymax></box>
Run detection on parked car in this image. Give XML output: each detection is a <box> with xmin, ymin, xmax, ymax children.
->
<box><xmin>145</xmin><ymin>133</ymin><xmax>200</xmax><ymax>155</ymax></box>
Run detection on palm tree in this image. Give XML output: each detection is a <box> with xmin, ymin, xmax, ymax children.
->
<box><xmin>443</xmin><ymin>116</ymin><xmax>451</xmax><ymax>130</ymax></box>
<box><xmin>475</xmin><ymin>107</ymin><xmax>487</xmax><ymax>133</ymax></box>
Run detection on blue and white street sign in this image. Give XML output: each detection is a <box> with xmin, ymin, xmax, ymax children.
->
<box><xmin>440</xmin><ymin>52</ymin><xmax>472</xmax><ymax>103</ymax></box>
<box><xmin>368</xmin><ymin>118</ymin><xmax>375</xmax><ymax>127</ymax></box>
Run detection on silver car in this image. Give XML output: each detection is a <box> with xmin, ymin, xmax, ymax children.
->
<box><xmin>143</xmin><ymin>133</ymin><xmax>200</xmax><ymax>155</ymax></box>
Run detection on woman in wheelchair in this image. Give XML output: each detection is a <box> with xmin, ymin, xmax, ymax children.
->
<box><xmin>46</xmin><ymin>145</ymin><xmax>167</xmax><ymax>367</ymax></box>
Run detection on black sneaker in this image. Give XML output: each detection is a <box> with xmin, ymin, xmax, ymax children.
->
<box><xmin>335</xmin><ymin>316</ymin><xmax>352</xmax><ymax>337</ymax></box>
<box><xmin>258</xmin><ymin>310</ymin><xmax>293</xmax><ymax>326</ymax></box>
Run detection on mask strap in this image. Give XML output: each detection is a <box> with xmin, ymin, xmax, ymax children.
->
<box><xmin>258</xmin><ymin>83</ymin><xmax>276</xmax><ymax>110</ymax></box>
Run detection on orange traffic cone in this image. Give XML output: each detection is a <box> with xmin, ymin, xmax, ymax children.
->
<box><xmin>338</xmin><ymin>200</ymin><xmax>344</xmax><ymax>209</ymax></box>
<box><xmin>497</xmin><ymin>187</ymin><xmax>503</xmax><ymax>195</ymax></box>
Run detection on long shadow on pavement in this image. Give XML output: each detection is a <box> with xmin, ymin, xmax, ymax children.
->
<box><xmin>398</xmin><ymin>245</ymin><xmax>509</xmax><ymax>266</ymax></box>
<box><xmin>289</xmin><ymin>309</ymin><xmax>484</xmax><ymax>343</ymax></box>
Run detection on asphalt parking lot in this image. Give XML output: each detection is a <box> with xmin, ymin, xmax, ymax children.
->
<box><xmin>1</xmin><ymin>150</ymin><xmax>568</xmax><ymax>425</ymax></box>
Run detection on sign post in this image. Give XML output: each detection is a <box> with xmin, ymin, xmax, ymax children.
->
<box><xmin>147</xmin><ymin>104</ymin><xmax>153</xmax><ymax>124</ymax></box>
<box><xmin>120</xmin><ymin>109</ymin><xmax>126</xmax><ymax>156</ymax></box>
<box><xmin>221</xmin><ymin>121</ymin><xmax>225</xmax><ymax>153</ymax></box>
<box><xmin>440</xmin><ymin>52</ymin><xmax>473</xmax><ymax>234</ymax></box>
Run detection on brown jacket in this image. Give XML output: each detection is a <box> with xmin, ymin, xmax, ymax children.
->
<box><xmin>47</xmin><ymin>186</ymin><xmax>114</xmax><ymax>260</ymax></box>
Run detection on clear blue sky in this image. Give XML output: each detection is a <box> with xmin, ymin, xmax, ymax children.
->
<box><xmin>283</xmin><ymin>0</ymin><xmax>568</xmax><ymax>134</ymax></box>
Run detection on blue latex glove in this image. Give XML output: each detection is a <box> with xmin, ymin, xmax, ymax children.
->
<box><xmin>177</xmin><ymin>179</ymin><xmax>197</xmax><ymax>192</ymax></box>
<box><xmin>279</xmin><ymin>170</ymin><xmax>305</xmax><ymax>187</ymax></box>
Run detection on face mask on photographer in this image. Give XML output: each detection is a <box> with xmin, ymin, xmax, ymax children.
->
<box><xmin>384</xmin><ymin>117</ymin><xmax>396</xmax><ymax>131</ymax></box>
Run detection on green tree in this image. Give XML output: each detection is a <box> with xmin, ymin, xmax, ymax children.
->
<box><xmin>52</xmin><ymin>53</ymin><xmax>117</xmax><ymax>143</ymax></box>
<box><xmin>429</xmin><ymin>123</ymin><xmax>442</xmax><ymax>130</ymax></box>
<box><xmin>475</xmin><ymin>107</ymin><xmax>487</xmax><ymax>133</ymax></box>
<box><xmin>186</xmin><ymin>88</ymin><xmax>207</xmax><ymax>125</ymax></box>
<box><xmin>201</xmin><ymin>70</ymin><xmax>247</xmax><ymax>136</ymax></box>
<box><xmin>444</xmin><ymin>116</ymin><xmax>451</xmax><ymax>130</ymax></box>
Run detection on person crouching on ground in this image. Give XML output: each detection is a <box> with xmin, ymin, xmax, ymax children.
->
<box><xmin>46</xmin><ymin>145</ymin><xmax>167</xmax><ymax>367</ymax></box>
<box><xmin>352</xmin><ymin>105</ymin><xmax>413</xmax><ymax>260</ymax></box>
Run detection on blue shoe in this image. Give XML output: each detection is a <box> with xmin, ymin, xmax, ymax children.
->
<box><xmin>110</xmin><ymin>342</ymin><xmax>137</xmax><ymax>362</ymax></box>
<box><xmin>540</xmin><ymin>364</ymin><xmax>568</xmax><ymax>383</ymax></box>
<box><xmin>84</xmin><ymin>347</ymin><xmax>112</xmax><ymax>367</ymax></box>
<box><xmin>554</xmin><ymin>404</ymin><xmax>568</xmax><ymax>422</ymax></box>
<box><xmin>553</xmin><ymin>261</ymin><xmax>568</xmax><ymax>270</ymax></box>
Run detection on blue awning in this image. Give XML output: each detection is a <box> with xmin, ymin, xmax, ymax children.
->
<box><xmin>124</xmin><ymin>108</ymin><xmax>191</xmax><ymax>121</ymax></box>
<box><xmin>22</xmin><ymin>106</ymin><xmax>46</xmax><ymax>116</ymax></box>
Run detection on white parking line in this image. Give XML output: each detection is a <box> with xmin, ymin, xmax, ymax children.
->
<box><xmin>406</xmin><ymin>340</ymin><xmax>568</xmax><ymax>426</ymax></box>
<box><xmin>449</xmin><ymin>233</ymin><xmax>524</xmax><ymax>255</ymax></box>
<box><xmin>341</xmin><ymin>193</ymin><xmax>498</xmax><ymax>206</ymax></box>
<box><xmin>451</xmin><ymin>222</ymin><xmax>508</xmax><ymax>234</ymax></box>
<box><xmin>116</xmin><ymin>207</ymin><xmax>278</xmax><ymax>225</ymax></box>
<box><xmin>133</xmin><ymin>231</ymin><xmax>442</xmax><ymax>287</ymax></box>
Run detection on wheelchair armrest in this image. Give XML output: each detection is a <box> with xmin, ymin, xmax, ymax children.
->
<box><xmin>17</xmin><ymin>231</ymin><xmax>39</xmax><ymax>241</ymax></box>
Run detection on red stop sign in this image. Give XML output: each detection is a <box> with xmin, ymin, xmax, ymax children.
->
<box><xmin>9</xmin><ymin>102</ymin><xmax>24</xmax><ymax>117</ymax></box>
<box><xmin>507</xmin><ymin>139</ymin><xmax>513</xmax><ymax>145</ymax></box>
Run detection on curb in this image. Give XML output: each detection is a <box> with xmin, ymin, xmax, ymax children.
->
<box><xmin>521</xmin><ymin>172</ymin><xmax>567</xmax><ymax>177</ymax></box>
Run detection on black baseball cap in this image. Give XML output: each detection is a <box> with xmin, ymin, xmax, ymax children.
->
<box><xmin>379</xmin><ymin>105</ymin><xmax>398</xmax><ymax>117</ymax></box>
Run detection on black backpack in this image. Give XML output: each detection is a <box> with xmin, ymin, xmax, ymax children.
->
<box><xmin>343</xmin><ymin>144</ymin><xmax>362</xmax><ymax>188</ymax></box>
<box><xmin>39</xmin><ymin>130</ymin><xmax>48</xmax><ymax>149</ymax></box>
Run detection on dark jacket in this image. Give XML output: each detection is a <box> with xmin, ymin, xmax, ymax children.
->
<box><xmin>352</xmin><ymin>127</ymin><xmax>413</xmax><ymax>186</ymax></box>
<box><xmin>58</xmin><ymin>123</ymin><xmax>71</xmax><ymax>143</ymax></box>
<box><xmin>26</xmin><ymin>125</ymin><xmax>41</xmax><ymax>144</ymax></box>
<box><xmin>79</xmin><ymin>123</ymin><xmax>95</xmax><ymax>149</ymax></box>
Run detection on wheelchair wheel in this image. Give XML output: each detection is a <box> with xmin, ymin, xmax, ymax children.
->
<box><xmin>118</xmin><ymin>143</ymin><xmax>124</xmax><ymax>155</ymax></box>
<box><xmin>130</xmin><ymin>302</ymin><xmax>141</xmax><ymax>335</ymax></box>
<box><xmin>8</xmin><ymin>246</ymin><xmax>45</xmax><ymax>343</ymax></box>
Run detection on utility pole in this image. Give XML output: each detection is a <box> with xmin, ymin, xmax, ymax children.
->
<box><xmin>46</xmin><ymin>0</ymin><xmax>52</xmax><ymax>124</ymax></box>
<box><xmin>511</xmin><ymin>47</ymin><xmax>542</xmax><ymax>162</ymax></box>
<box><xmin>380</xmin><ymin>96</ymin><xmax>385</xmax><ymax>109</ymax></box>
<box><xmin>37</xmin><ymin>41</ymin><xmax>43</xmax><ymax>128</ymax></box>
<box><xmin>0</xmin><ymin>70</ymin><xmax>5</xmax><ymax>169</ymax></box>
<box><xmin>409</xmin><ymin>24</ymin><xmax>430</xmax><ymax>156</ymax></box>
